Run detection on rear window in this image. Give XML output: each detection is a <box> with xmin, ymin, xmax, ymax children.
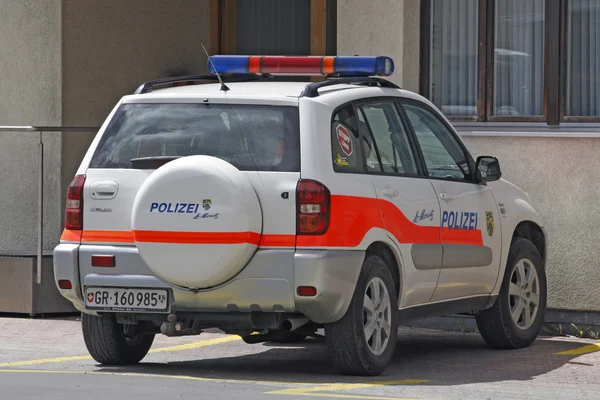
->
<box><xmin>89</xmin><ymin>103</ymin><xmax>300</xmax><ymax>171</ymax></box>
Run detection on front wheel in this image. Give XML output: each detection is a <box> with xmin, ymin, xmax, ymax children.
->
<box><xmin>82</xmin><ymin>313</ymin><xmax>155</xmax><ymax>365</ymax></box>
<box><xmin>325</xmin><ymin>254</ymin><xmax>398</xmax><ymax>376</ymax></box>
<box><xmin>475</xmin><ymin>237</ymin><xmax>547</xmax><ymax>349</ymax></box>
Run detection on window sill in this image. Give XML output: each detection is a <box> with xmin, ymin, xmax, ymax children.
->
<box><xmin>451</xmin><ymin>121</ymin><xmax>600</xmax><ymax>138</ymax></box>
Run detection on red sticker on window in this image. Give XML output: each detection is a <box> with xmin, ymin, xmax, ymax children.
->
<box><xmin>336</xmin><ymin>125</ymin><xmax>353</xmax><ymax>156</ymax></box>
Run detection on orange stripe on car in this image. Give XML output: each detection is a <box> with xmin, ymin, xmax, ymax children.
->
<box><xmin>133</xmin><ymin>230</ymin><xmax>262</xmax><ymax>245</ymax></box>
<box><xmin>258</xmin><ymin>234</ymin><xmax>296</xmax><ymax>247</ymax></box>
<box><xmin>82</xmin><ymin>230</ymin><xmax>135</xmax><ymax>243</ymax></box>
<box><xmin>296</xmin><ymin>195</ymin><xmax>482</xmax><ymax>247</ymax></box>
<box><xmin>59</xmin><ymin>195</ymin><xmax>482</xmax><ymax>248</ymax></box>
<box><xmin>60</xmin><ymin>229</ymin><xmax>82</xmax><ymax>242</ymax></box>
<box><xmin>61</xmin><ymin>229</ymin><xmax>277</xmax><ymax>246</ymax></box>
<box><xmin>441</xmin><ymin>227</ymin><xmax>483</xmax><ymax>246</ymax></box>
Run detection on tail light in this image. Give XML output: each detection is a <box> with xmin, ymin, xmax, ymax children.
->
<box><xmin>296</xmin><ymin>179</ymin><xmax>330</xmax><ymax>235</ymax></box>
<box><xmin>65</xmin><ymin>175</ymin><xmax>86</xmax><ymax>230</ymax></box>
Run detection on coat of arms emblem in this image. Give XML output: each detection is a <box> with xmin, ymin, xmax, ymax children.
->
<box><xmin>486</xmin><ymin>211</ymin><xmax>494</xmax><ymax>237</ymax></box>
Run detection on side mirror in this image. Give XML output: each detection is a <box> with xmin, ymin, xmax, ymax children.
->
<box><xmin>476</xmin><ymin>156</ymin><xmax>502</xmax><ymax>182</ymax></box>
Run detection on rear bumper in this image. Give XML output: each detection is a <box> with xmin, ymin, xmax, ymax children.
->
<box><xmin>52</xmin><ymin>244</ymin><xmax>365</xmax><ymax>324</ymax></box>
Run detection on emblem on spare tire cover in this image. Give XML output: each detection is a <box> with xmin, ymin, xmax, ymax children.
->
<box><xmin>336</xmin><ymin>124</ymin><xmax>353</xmax><ymax>157</ymax></box>
<box><xmin>202</xmin><ymin>199</ymin><xmax>212</xmax><ymax>210</ymax></box>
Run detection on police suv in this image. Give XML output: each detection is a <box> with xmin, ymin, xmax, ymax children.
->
<box><xmin>53</xmin><ymin>55</ymin><xmax>548</xmax><ymax>376</ymax></box>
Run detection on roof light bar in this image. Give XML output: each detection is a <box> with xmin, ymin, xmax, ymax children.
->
<box><xmin>207</xmin><ymin>56</ymin><xmax>394</xmax><ymax>77</ymax></box>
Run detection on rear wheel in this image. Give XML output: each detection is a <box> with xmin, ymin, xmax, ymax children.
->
<box><xmin>325</xmin><ymin>255</ymin><xmax>398</xmax><ymax>376</ymax></box>
<box><xmin>82</xmin><ymin>313</ymin><xmax>155</xmax><ymax>365</ymax></box>
<box><xmin>475</xmin><ymin>237</ymin><xmax>547</xmax><ymax>349</ymax></box>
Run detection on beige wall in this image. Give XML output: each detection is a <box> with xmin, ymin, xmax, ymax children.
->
<box><xmin>337</xmin><ymin>0</ymin><xmax>421</xmax><ymax>91</ymax></box>
<box><xmin>0</xmin><ymin>0</ymin><xmax>211</xmax><ymax>251</ymax></box>
<box><xmin>402</xmin><ymin>0</ymin><xmax>421</xmax><ymax>93</ymax></box>
<box><xmin>0</xmin><ymin>0</ymin><xmax>62</xmax><ymax>252</ymax></box>
<box><xmin>60</xmin><ymin>0</ymin><xmax>211</xmax><ymax>229</ymax></box>
<box><xmin>338</xmin><ymin>0</ymin><xmax>599</xmax><ymax>312</ymax></box>
<box><xmin>337</xmin><ymin>0</ymin><xmax>405</xmax><ymax>86</ymax></box>
<box><xmin>462</xmin><ymin>135</ymin><xmax>600</xmax><ymax>312</ymax></box>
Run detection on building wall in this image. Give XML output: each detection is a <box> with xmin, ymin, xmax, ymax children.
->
<box><xmin>402</xmin><ymin>0</ymin><xmax>421</xmax><ymax>94</ymax></box>
<box><xmin>339</xmin><ymin>1</ymin><xmax>599</xmax><ymax>312</ymax></box>
<box><xmin>337</xmin><ymin>0</ymin><xmax>405</xmax><ymax>87</ymax></box>
<box><xmin>461</xmin><ymin>134</ymin><xmax>600</xmax><ymax>312</ymax></box>
<box><xmin>60</xmin><ymin>0</ymin><xmax>211</xmax><ymax>235</ymax></box>
<box><xmin>0</xmin><ymin>1</ymin><xmax>62</xmax><ymax>252</ymax></box>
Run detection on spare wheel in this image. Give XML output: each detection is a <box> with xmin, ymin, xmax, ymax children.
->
<box><xmin>131</xmin><ymin>155</ymin><xmax>262</xmax><ymax>289</ymax></box>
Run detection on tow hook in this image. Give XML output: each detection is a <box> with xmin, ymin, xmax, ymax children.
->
<box><xmin>160</xmin><ymin>313</ymin><xmax>202</xmax><ymax>337</ymax></box>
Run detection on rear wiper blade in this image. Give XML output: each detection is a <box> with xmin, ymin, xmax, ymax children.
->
<box><xmin>130</xmin><ymin>156</ymin><xmax>181</xmax><ymax>168</ymax></box>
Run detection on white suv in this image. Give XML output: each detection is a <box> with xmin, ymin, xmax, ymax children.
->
<box><xmin>53</xmin><ymin>55</ymin><xmax>548</xmax><ymax>376</ymax></box>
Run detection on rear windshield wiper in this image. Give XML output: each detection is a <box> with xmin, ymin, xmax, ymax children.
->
<box><xmin>130</xmin><ymin>156</ymin><xmax>181</xmax><ymax>169</ymax></box>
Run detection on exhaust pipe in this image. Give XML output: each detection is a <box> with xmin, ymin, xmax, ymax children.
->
<box><xmin>280</xmin><ymin>316</ymin><xmax>310</xmax><ymax>331</ymax></box>
<box><xmin>160</xmin><ymin>313</ymin><xmax>202</xmax><ymax>337</ymax></box>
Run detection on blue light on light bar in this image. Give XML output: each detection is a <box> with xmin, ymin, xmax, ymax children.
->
<box><xmin>333</xmin><ymin>56</ymin><xmax>394</xmax><ymax>77</ymax></box>
<box><xmin>206</xmin><ymin>55</ymin><xmax>395</xmax><ymax>77</ymax></box>
<box><xmin>207</xmin><ymin>56</ymin><xmax>250</xmax><ymax>75</ymax></box>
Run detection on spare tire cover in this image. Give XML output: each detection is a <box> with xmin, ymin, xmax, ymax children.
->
<box><xmin>131</xmin><ymin>155</ymin><xmax>262</xmax><ymax>289</ymax></box>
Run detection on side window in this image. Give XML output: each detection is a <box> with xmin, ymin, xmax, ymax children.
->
<box><xmin>331</xmin><ymin>106</ymin><xmax>365</xmax><ymax>173</ymax></box>
<box><xmin>402</xmin><ymin>103</ymin><xmax>472</xmax><ymax>181</ymax></box>
<box><xmin>356</xmin><ymin>101</ymin><xmax>418</xmax><ymax>176</ymax></box>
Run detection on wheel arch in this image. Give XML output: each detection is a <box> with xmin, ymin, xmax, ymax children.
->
<box><xmin>511</xmin><ymin>221</ymin><xmax>546</xmax><ymax>265</ymax></box>
<box><xmin>365</xmin><ymin>241</ymin><xmax>401</xmax><ymax>299</ymax></box>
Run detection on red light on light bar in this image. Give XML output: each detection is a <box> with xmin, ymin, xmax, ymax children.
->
<box><xmin>91</xmin><ymin>255</ymin><xmax>115</xmax><ymax>268</ymax></box>
<box><xmin>249</xmin><ymin>56</ymin><xmax>329</xmax><ymax>75</ymax></box>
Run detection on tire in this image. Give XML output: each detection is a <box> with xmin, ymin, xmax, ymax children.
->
<box><xmin>475</xmin><ymin>237</ymin><xmax>547</xmax><ymax>349</ymax></box>
<box><xmin>82</xmin><ymin>313</ymin><xmax>155</xmax><ymax>365</ymax></box>
<box><xmin>325</xmin><ymin>254</ymin><xmax>398</xmax><ymax>376</ymax></box>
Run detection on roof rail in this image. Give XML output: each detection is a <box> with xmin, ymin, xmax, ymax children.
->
<box><xmin>133</xmin><ymin>74</ymin><xmax>265</xmax><ymax>94</ymax></box>
<box><xmin>300</xmin><ymin>77</ymin><xmax>400</xmax><ymax>98</ymax></box>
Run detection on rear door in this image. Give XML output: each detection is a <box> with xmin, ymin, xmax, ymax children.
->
<box><xmin>352</xmin><ymin>98</ymin><xmax>442</xmax><ymax>308</ymax></box>
<box><xmin>400</xmin><ymin>99</ymin><xmax>502</xmax><ymax>301</ymax></box>
<box><xmin>80</xmin><ymin>100</ymin><xmax>301</xmax><ymax>251</ymax></box>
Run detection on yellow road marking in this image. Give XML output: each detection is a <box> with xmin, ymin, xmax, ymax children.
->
<box><xmin>0</xmin><ymin>369</ymin><xmax>429</xmax><ymax>399</ymax></box>
<box><xmin>0</xmin><ymin>335</ymin><xmax>241</xmax><ymax>367</ymax></box>
<box><xmin>148</xmin><ymin>335</ymin><xmax>241</xmax><ymax>353</ymax></box>
<box><xmin>555</xmin><ymin>342</ymin><xmax>600</xmax><ymax>356</ymax></box>
<box><xmin>0</xmin><ymin>368</ymin><xmax>327</xmax><ymax>386</ymax></box>
<box><xmin>267</xmin><ymin>379</ymin><xmax>429</xmax><ymax>400</ymax></box>
<box><xmin>0</xmin><ymin>355</ymin><xmax>92</xmax><ymax>367</ymax></box>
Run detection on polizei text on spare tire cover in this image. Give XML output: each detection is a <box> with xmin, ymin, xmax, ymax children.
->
<box><xmin>149</xmin><ymin>201</ymin><xmax>220</xmax><ymax>219</ymax></box>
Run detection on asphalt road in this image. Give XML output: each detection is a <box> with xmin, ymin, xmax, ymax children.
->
<box><xmin>1</xmin><ymin>316</ymin><xmax>599</xmax><ymax>399</ymax></box>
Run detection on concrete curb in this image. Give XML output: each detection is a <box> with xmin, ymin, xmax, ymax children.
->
<box><xmin>402</xmin><ymin>309</ymin><xmax>600</xmax><ymax>339</ymax></box>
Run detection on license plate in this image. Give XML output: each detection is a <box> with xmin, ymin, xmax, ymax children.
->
<box><xmin>85</xmin><ymin>287</ymin><xmax>169</xmax><ymax>312</ymax></box>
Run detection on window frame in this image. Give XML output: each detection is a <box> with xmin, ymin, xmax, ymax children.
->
<box><xmin>328</xmin><ymin>97</ymin><xmax>427</xmax><ymax>179</ymax></box>
<box><xmin>420</xmin><ymin>0</ymin><xmax>600</xmax><ymax>125</ymax></box>
<box><xmin>398</xmin><ymin>98</ymin><xmax>481</xmax><ymax>185</ymax></box>
<box><xmin>330</xmin><ymin>103</ymin><xmax>367</xmax><ymax>174</ymax></box>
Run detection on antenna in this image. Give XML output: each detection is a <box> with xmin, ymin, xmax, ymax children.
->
<box><xmin>201</xmin><ymin>43</ymin><xmax>229</xmax><ymax>92</ymax></box>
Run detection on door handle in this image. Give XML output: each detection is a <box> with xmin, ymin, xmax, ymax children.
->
<box><xmin>90</xmin><ymin>181</ymin><xmax>119</xmax><ymax>199</ymax></box>
<box><xmin>439</xmin><ymin>192</ymin><xmax>454</xmax><ymax>201</ymax></box>
<box><xmin>382</xmin><ymin>188</ymin><xmax>399</xmax><ymax>198</ymax></box>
